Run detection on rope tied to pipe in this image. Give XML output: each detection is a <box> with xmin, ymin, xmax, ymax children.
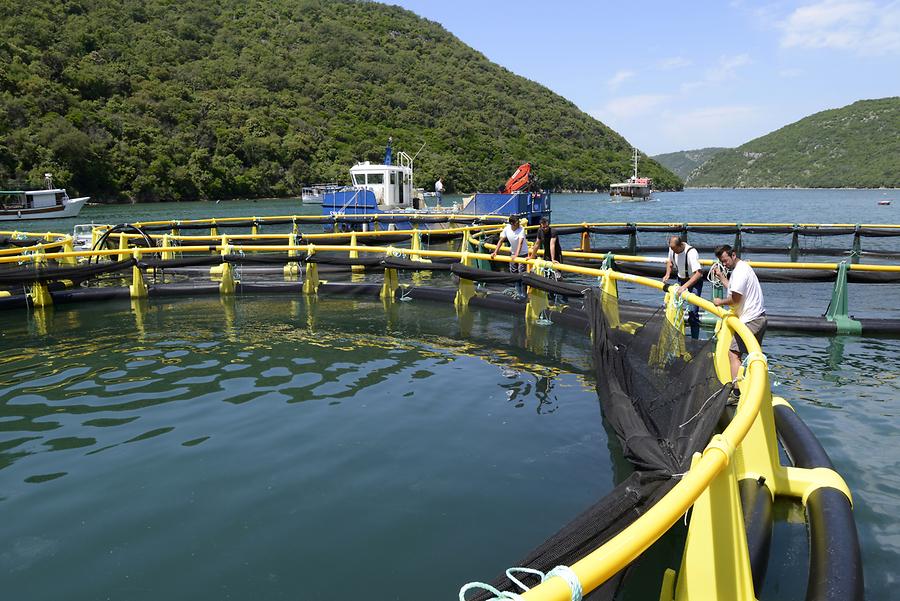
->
<box><xmin>459</xmin><ymin>565</ymin><xmax>583</xmax><ymax>601</ymax></box>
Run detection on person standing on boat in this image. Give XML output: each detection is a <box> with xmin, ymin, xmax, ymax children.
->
<box><xmin>434</xmin><ymin>177</ymin><xmax>444</xmax><ymax>207</ymax></box>
<box><xmin>491</xmin><ymin>215</ymin><xmax>528</xmax><ymax>298</ymax></box>
<box><xmin>711</xmin><ymin>244</ymin><xmax>767</xmax><ymax>382</ymax></box>
<box><xmin>662</xmin><ymin>235</ymin><xmax>703</xmax><ymax>339</ymax></box>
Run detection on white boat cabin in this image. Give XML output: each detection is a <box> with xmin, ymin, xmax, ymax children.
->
<box><xmin>0</xmin><ymin>188</ymin><xmax>70</xmax><ymax>210</ymax></box>
<box><xmin>348</xmin><ymin>151</ymin><xmax>416</xmax><ymax>209</ymax></box>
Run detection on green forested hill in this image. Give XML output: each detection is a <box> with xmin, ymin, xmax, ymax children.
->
<box><xmin>0</xmin><ymin>0</ymin><xmax>680</xmax><ymax>201</ymax></box>
<box><xmin>689</xmin><ymin>98</ymin><xmax>900</xmax><ymax>188</ymax></box>
<box><xmin>652</xmin><ymin>147</ymin><xmax>727</xmax><ymax>181</ymax></box>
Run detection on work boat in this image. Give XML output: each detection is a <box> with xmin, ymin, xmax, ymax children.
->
<box><xmin>0</xmin><ymin>174</ymin><xmax>89</xmax><ymax>221</ymax></box>
<box><xmin>322</xmin><ymin>140</ymin><xmax>550</xmax><ymax>231</ymax></box>
<box><xmin>610</xmin><ymin>148</ymin><xmax>652</xmax><ymax>200</ymax></box>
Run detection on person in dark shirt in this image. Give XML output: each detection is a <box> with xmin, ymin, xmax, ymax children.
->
<box><xmin>529</xmin><ymin>217</ymin><xmax>566</xmax><ymax>304</ymax></box>
<box><xmin>529</xmin><ymin>217</ymin><xmax>563</xmax><ymax>263</ymax></box>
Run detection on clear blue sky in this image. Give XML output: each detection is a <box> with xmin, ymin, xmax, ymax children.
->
<box><xmin>388</xmin><ymin>0</ymin><xmax>900</xmax><ymax>155</ymax></box>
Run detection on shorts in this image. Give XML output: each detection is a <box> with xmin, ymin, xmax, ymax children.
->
<box><xmin>730</xmin><ymin>315</ymin><xmax>767</xmax><ymax>354</ymax></box>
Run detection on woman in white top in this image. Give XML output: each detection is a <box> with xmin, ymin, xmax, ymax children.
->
<box><xmin>491</xmin><ymin>215</ymin><xmax>528</xmax><ymax>297</ymax></box>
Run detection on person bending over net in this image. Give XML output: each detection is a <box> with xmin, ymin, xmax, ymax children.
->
<box><xmin>491</xmin><ymin>215</ymin><xmax>528</xmax><ymax>298</ymax></box>
<box><xmin>662</xmin><ymin>235</ymin><xmax>703</xmax><ymax>339</ymax></box>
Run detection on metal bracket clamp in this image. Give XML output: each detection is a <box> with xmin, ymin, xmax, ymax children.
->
<box><xmin>705</xmin><ymin>433</ymin><xmax>735</xmax><ymax>466</ymax></box>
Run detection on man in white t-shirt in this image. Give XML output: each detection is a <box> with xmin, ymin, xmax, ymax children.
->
<box><xmin>662</xmin><ymin>235</ymin><xmax>704</xmax><ymax>338</ymax></box>
<box><xmin>712</xmin><ymin>244</ymin><xmax>767</xmax><ymax>381</ymax></box>
<box><xmin>490</xmin><ymin>215</ymin><xmax>528</xmax><ymax>298</ymax></box>
<box><xmin>434</xmin><ymin>178</ymin><xmax>444</xmax><ymax>206</ymax></box>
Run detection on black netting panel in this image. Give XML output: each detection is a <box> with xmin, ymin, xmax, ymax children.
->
<box><xmin>0</xmin><ymin>236</ymin><xmax>44</xmax><ymax>247</ymax></box>
<box><xmin>139</xmin><ymin>256</ymin><xmax>222</xmax><ymax>269</ymax></box>
<box><xmin>636</xmin><ymin>225</ymin><xmax>685</xmax><ymax>233</ymax></box>
<box><xmin>225</xmin><ymin>253</ymin><xmax>307</xmax><ymax>265</ymax></box>
<box><xmin>686</xmin><ymin>226</ymin><xmax>740</xmax><ymax>234</ymax></box>
<box><xmin>450</xmin><ymin>263</ymin><xmax>523</xmax><ymax>284</ymax></box>
<box><xmin>554</xmin><ymin>226</ymin><xmax>589</xmax><ymax>236</ymax></box>
<box><xmin>796</xmin><ymin>227</ymin><xmax>857</xmax><ymax>237</ymax></box>
<box><xmin>753</xmin><ymin>268</ymin><xmax>837</xmax><ymax>283</ymax></box>
<box><xmin>381</xmin><ymin>257</ymin><xmax>455</xmax><ymax>272</ymax></box>
<box><xmin>306</xmin><ymin>254</ymin><xmax>385</xmax><ymax>267</ymax></box>
<box><xmin>0</xmin><ymin>259</ymin><xmax>135</xmax><ymax>285</ymax></box>
<box><xmin>472</xmin><ymin>288</ymin><xmax>728</xmax><ymax>601</ymax></box>
<box><xmin>520</xmin><ymin>272</ymin><xmax>592</xmax><ymax>297</ymax></box>
<box><xmin>858</xmin><ymin>228</ymin><xmax>900</xmax><ymax>237</ymax></box>
<box><xmin>847</xmin><ymin>270</ymin><xmax>900</xmax><ymax>283</ymax></box>
<box><xmin>589</xmin><ymin>226</ymin><xmax>636</xmax><ymax>235</ymax></box>
<box><xmin>741</xmin><ymin>227</ymin><xmax>795</xmax><ymax>234</ymax></box>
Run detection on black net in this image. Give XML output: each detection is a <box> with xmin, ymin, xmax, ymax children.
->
<box><xmin>450</xmin><ymin>263</ymin><xmax>523</xmax><ymax>285</ymax></box>
<box><xmin>520</xmin><ymin>272</ymin><xmax>592</xmax><ymax>297</ymax></box>
<box><xmin>0</xmin><ymin>259</ymin><xmax>135</xmax><ymax>285</ymax></box>
<box><xmin>139</xmin><ymin>256</ymin><xmax>223</xmax><ymax>269</ymax></box>
<box><xmin>381</xmin><ymin>256</ymin><xmax>454</xmax><ymax>272</ymax></box>
<box><xmin>471</xmin><ymin>288</ymin><xmax>729</xmax><ymax>600</ymax></box>
<box><xmin>0</xmin><ymin>236</ymin><xmax>44</xmax><ymax>248</ymax></box>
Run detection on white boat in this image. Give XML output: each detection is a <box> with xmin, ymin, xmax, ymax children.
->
<box><xmin>610</xmin><ymin>148</ymin><xmax>652</xmax><ymax>200</ymax></box>
<box><xmin>0</xmin><ymin>174</ymin><xmax>89</xmax><ymax>221</ymax></box>
<box><xmin>301</xmin><ymin>183</ymin><xmax>343</xmax><ymax>205</ymax></box>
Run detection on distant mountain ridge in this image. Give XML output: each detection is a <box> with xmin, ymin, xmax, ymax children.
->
<box><xmin>652</xmin><ymin>148</ymin><xmax>728</xmax><ymax>181</ymax></box>
<box><xmin>0</xmin><ymin>0</ymin><xmax>680</xmax><ymax>202</ymax></box>
<box><xmin>689</xmin><ymin>98</ymin><xmax>900</xmax><ymax>188</ymax></box>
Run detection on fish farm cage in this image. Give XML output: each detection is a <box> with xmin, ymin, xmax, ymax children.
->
<box><xmin>0</xmin><ymin>216</ymin><xmax>882</xmax><ymax>600</ymax></box>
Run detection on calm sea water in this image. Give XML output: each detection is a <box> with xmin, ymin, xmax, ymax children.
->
<box><xmin>2</xmin><ymin>189</ymin><xmax>899</xmax><ymax>599</ymax></box>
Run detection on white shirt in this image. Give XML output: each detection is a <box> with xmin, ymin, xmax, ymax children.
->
<box><xmin>728</xmin><ymin>260</ymin><xmax>765</xmax><ymax>322</ymax></box>
<box><xmin>668</xmin><ymin>244</ymin><xmax>701</xmax><ymax>279</ymax></box>
<box><xmin>501</xmin><ymin>224</ymin><xmax>528</xmax><ymax>256</ymax></box>
<box><xmin>435</xmin><ymin>180</ymin><xmax>444</xmax><ymax>193</ymax></box>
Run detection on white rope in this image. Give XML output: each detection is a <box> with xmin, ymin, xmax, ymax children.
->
<box><xmin>678</xmin><ymin>384</ymin><xmax>729</xmax><ymax>429</ymax></box>
<box><xmin>459</xmin><ymin>565</ymin><xmax>582</xmax><ymax>601</ymax></box>
<box><xmin>545</xmin><ymin>566</ymin><xmax>583</xmax><ymax>601</ymax></box>
<box><xmin>486</xmin><ymin>193</ymin><xmax>519</xmax><ymax>215</ymax></box>
<box><xmin>734</xmin><ymin>351</ymin><xmax>768</xmax><ymax>383</ymax></box>
<box><xmin>707</xmin><ymin>260</ymin><xmax>729</xmax><ymax>287</ymax></box>
<box><xmin>458</xmin><ymin>582</ymin><xmax>524</xmax><ymax>600</ymax></box>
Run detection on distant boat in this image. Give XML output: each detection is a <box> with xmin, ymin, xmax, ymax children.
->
<box><xmin>610</xmin><ymin>148</ymin><xmax>652</xmax><ymax>200</ymax></box>
<box><xmin>301</xmin><ymin>183</ymin><xmax>343</xmax><ymax>205</ymax></box>
<box><xmin>0</xmin><ymin>174</ymin><xmax>88</xmax><ymax>221</ymax></box>
<box><xmin>878</xmin><ymin>200</ymin><xmax>892</xmax><ymax>206</ymax></box>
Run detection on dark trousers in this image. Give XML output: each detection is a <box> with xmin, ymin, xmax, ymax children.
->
<box><xmin>679</xmin><ymin>276</ymin><xmax>703</xmax><ymax>339</ymax></box>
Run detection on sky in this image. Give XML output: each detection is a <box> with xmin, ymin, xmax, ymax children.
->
<box><xmin>388</xmin><ymin>0</ymin><xmax>900</xmax><ymax>155</ymax></box>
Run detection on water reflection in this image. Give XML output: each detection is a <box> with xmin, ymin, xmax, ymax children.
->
<box><xmin>0</xmin><ymin>296</ymin><xmax>596</xmax><ymax>486</ymax></box>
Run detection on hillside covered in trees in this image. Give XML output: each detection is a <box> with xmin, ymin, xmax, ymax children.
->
<box><xmin>0</xmin><ymin>0</ymin><xmax>681</xmax><ymax>202</ymax></box>
<box><xmin>690</xmin><ymin>98</ymin><xmax>900</xmax><ymax>188</ymax></box>
<box><xmin>652</xmin><ymin>147</ymin><xmax>727</xmax><ymax>181</ymax></box>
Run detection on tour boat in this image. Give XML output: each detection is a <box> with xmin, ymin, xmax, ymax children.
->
<box><xmin>0</xmin><ymin>176</ymin><xmax>89</xmax><ymax>221</ymax></box>
<box><xmin>610</xmin><ymin>148</ymin><xmax>652</xmax><ymax>200</ymax></box>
